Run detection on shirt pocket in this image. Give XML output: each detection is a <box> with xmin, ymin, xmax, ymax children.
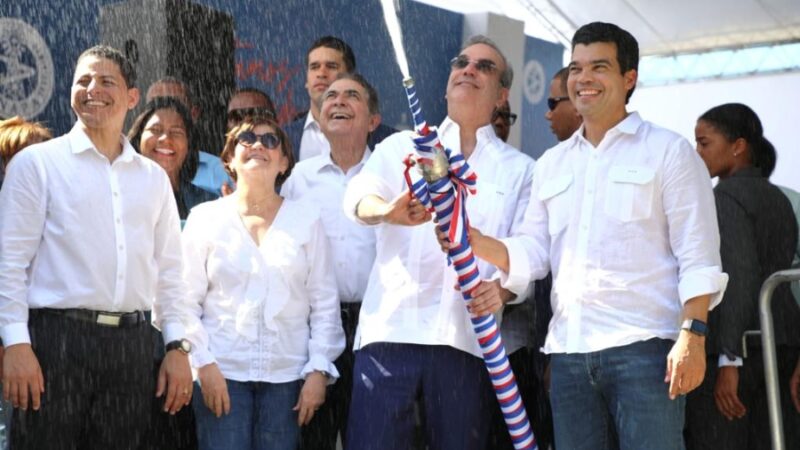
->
<box><xmin>469</xmin><ymin>181</ymin><xmax>506</xmax><ymax>235</ymax></box>
<box><xmin>538</xmin><ymin>174</ymin><xmax>573</xmax><ymax>235</ymax></box>
<box><xmin>604</xmin><ymin>166</ymin><xmax>656</xmax><ymax>222</ymax></box>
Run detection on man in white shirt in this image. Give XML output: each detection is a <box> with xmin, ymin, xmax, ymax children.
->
<box><xmin>282</xmin><ymin>72</ymin><xmax>380</xmax><ymax>450</ymax></box>
<box><xmin>0</xmin><ymin>45</ymin><xmax>193</xmax><ymax>450</ymax></box>
<box><xmin>468</xmin><ymin>22</ymin><xmax>728</xmax><ymax>449</ymax></box>
<box><xmin>283</xmin><ymin>36</ymin><xmax>396</xmax><ymax>162</ymax></box>
<box><xmin>343</xmin><ymin>35</ymin><xmax>534</xmax><ymax>450</ymax></box>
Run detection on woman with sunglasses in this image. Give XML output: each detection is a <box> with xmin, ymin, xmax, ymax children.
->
<box><xmin>128</xmin><ymin>97</ymin><xmax>218</xmax><ymax>220</ymax></box>
<box><xmin>684</xmin><ymin>103</ymin><xmax>800</xmax><ymax>449</ymax></box>
<box><xmin>182</xmin><ymin>116</ymin><xmax>344</xmax><ymax>450</ymax></box>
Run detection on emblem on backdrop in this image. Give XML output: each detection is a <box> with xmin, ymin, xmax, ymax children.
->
<box><xmin>0</xmin><ymin>18</ymin><xmax>55</xmax><ymax>118</ymax></box>
<box><xmin>523</xmin><ymin>59</ymin><xmax>545</xmax><ymax>105</ymax></box>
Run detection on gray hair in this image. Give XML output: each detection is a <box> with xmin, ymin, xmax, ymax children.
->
<box><xmin>461</xmin><ymin>35</ymin><xmax>513</xmax><ymax>89</ymax></box>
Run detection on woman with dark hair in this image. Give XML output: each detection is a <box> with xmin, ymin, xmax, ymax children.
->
<box><xmin>128</xmin><ymin>97</ymin><xmax>217</xmax><ymax>219</ymax></box>
<box><xmin>182</xmin><ymin>116</ymin><xmax>343</xmax><ymax>450</ymax></box>
<box><xmin>685</xmin><ymin>103</ymin><xmax>800</xmax><ymax>449</ymax></box>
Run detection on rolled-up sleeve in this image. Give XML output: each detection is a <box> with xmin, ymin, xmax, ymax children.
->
<box><xmin>662</xmin><ymin>140</ymin><xmax>728</xmax><ymax>308</ymax></box>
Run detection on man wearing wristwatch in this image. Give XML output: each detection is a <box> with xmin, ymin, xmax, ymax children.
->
<box><xmin>0</xmin><ymin>45</ymin><xmax>194</xmax><ymax>450</ymax></box>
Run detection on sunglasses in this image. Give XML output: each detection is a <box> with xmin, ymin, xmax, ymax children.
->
<box><xmin>492</xmin><ymin>110</ymin><xmax>517</xmax><ymax>126</ymax></box>
<box><xmin>449</xmin><ymin>55</ymin><xmax>498</xmax><ymax>74</ymax></box>
<box><xmin>547</xmin><ymin>96</ymin><xmax>570</xmax><ymax>111</ymax></box>
<box><xmin>236</xmin><ymin>130</ymin><xmax>282</xmax><ymax>149</ymax></box>
<box><xmin>227</xmin><ymin>107</ymin><xmax>275</xmax><ymax>123</ymax></box>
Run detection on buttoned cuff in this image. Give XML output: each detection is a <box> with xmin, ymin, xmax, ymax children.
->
<box><xmin>161</xmin><ymin>321</ymin><xmax>186</xmax><ymax>345</ymax></box>
<box><xmin>301</xmin><ymin>354</ymin><xmax>340</xmax><ymax>386</ymax></box>
<box><xmin>497</xmin><ymin>237</ymin><xmax>531</xmax><ymax>296</ymax></box>
<box><xmin>190</xmin><ymin>347</ymin><xmax>217</xmax><ymax>370</ymax></box>
<box><xmin>678</xmin><ymin>266</ymin><xmax>729</xmax><ymax>310</ymax></box>
<box><xmin>718</xmin><ymin>354</ymin><xmax>743</xmax><ymax>367</ymax></box>
<box><xmin>1</xmin><ymin>323</ymin><xmax>31</xmax><ymax>347</ymax></box>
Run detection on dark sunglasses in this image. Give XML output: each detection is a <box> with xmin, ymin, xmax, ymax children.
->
<box><xmin>492</xmin><ymin>110</ymin><xmax>517</xmax><ymax>126</ymax></box>
<box><xmin>449</xmin><ymin>55</ymin><xmax>498</xmax><ymax>74</ymax></box>
<box><xmin>547</xmin><ymin>96</ymin><xmax>570</xmax><ymax>111</ymax></box>
<box><xmin>227</xmin><ymin>107</ymin><xmax>275</xmax><ymax>123</ymax></box>
<box><xmin>236</xmin><ymin>130</ymin><xmax>282</xmax><ymax>149</ymax></box>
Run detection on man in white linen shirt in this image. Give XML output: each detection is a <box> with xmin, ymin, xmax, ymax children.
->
<box><xmin>0</xmin><ymin>45</ymin><xmax>193</xmax><ymax>450</ymax></box>
<box><xmin>282</xmin><ymin>72</ymin><xmax>380</xmax><ymax>450</ymax></box>
<box><xmin>468</xmin><ymin>22</ymin><xmax>728</xmax><ymax>450</ymax></box>
<box><xmin>342</xmin><ymin>35</ymin><xmax>535</xmax><ymax>450</ymax></box>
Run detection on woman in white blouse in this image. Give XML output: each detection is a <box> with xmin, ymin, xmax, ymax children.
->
<box><xmin>182</xmin><ymin>116</ymin><xmax>344</xmax><ymax>450</ymax></box>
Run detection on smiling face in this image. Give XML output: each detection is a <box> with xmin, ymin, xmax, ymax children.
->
<box><xmin>305</xmin><ymin>47</ymin><xmax>347</xmax><ymax>112</ymax></box>
<box><xmin>568</xmin><ymin>42</ymin><xmax>635</xmax><ymax>124</ymax></box>
<box><xmin>446</xmin><ymin>43</ymin><xmax>509</xmax><ymax>125</ymax></box>
<box><xmin>230</xmin><ymin>123</ymin><xmax>289</xmax><ymax>185</ymax></box>
<box><xmin>319</xmin><ymin>78</ymin><xmax>379</xmax><ymax>143</ymax></box>
<box><xmin>140</xmin><ymin>108</ymin><xmax>188</xmax><ymax>183</ymax></box>
<box><xmin>71</xmin><ymin>55</ymin><xmax>139</xmax><ymax>133</ymax></box>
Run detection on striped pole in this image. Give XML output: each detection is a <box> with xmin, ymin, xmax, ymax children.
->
<box><xmin>402</xmin><ymin>77</ymin><xmax>537</xmax><ymax>450</ymax></box>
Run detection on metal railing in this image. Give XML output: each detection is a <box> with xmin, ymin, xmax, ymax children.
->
<box><xmin>759</xmin><ymin>268</ymin><xmax>800</xmax><ymax>450</ymax></box>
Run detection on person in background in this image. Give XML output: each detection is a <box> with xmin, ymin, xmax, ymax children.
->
<box><xmin>146</xmin><ymin>77</ymin><xmax>232</xmax><ymax>196</ymax></box>
<box><xmin>491</xmin><ymin>100</ymin><xmax>515</xmax><ymax>142</ymax></box>
<box><xmin>685</xmin><ymin>103</ymin><xmax>800</xmax><ymax>450</ymax></box>
<box><xmin>284</xmin><ymin>36</ymin><xmax>395</xmax><ymax>162</ymax></box>
<box><xmin>128</xmin><ymin>97</ymin><xmax>218</xmax><ymax>220</ymax></box>
<box><xmin>182</xmin><ymin>116</ymin><xmax>344</xmax><ymax>450</ymax></box>
<box><xmin>227</xmin><ymin>87</ymin><xmax>277</xmax><ymax>131</ymax></box>
<box><xmin>545</xmin><ymin>67</ymin><xmax>582</xmax><ymax>142</ymax></box>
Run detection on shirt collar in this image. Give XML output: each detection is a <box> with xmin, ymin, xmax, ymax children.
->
<box><xmin>570</xmin><ymin>111</ymin><xmax>643</xmax><ymax>148</ymax></box>
<box><xmin>318</xmin><ymin>146</ymin><xmax>372</xmax><ymax>174</ymax></box>
<box><xmin>68</xmin><ymin>123</ymin><xmax>138</xmax><ymax>163</ymax></box>
<box><xmin>438</xmin><ymin>116</ymin><xmax>499</xmax><ymax>156</ymax></box>
<box><xmin>303</xmin><ymin>111</ymin><xmax>319</xmax><ymax>132</ymax></box>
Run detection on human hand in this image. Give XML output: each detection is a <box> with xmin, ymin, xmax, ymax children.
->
<box><xmin>790</xmin><ymin>356</ymin><xmax>800</xmax><ymax>413</ymax></box>
<box><xmin>664</xmin><ymin>331</ymin><xmax>706</xmax><ymax>399</ymax></box>
<box><xmin>294</xmin><ymin>371</ymin><xmax>327</xmax><ymax>426</ymax></box>
<box><xmin>467</xmin><ymin>279</ymin><xmax>512</xmax><ymax>317</ymax></box>
<box><xmin>2</xmin><ymin>343</ymin><xmax>44</xmax><ymax>410</ymax></box>
<box><xmin>714</xmin><ymin>366</ymin><xmax>746</xmax><ymax>420</ymax></box>
<box><xmin>198</xmin><ymin>363</ymin><xmax>230</xmax><ymax>418</ymax></box>
<box><xmin>383</xmin><ymin>191</ymin><xmax>432</xmax><ymax>226</ymax></box>
<box><xmin>156</xmin><ymin>349</ymin><xmax>193</xmax><ymax>414</ymax></box>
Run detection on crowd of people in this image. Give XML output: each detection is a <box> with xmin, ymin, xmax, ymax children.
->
<box><xmin>0</xmin><ymin>19</ymin><xmax>799</xmax><ymax>450</ymax></box>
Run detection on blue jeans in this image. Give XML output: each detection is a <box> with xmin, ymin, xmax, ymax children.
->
<box><xmin>550</xmin><ymin>338</ymin><xmax>685</xmax><ymax>450</ymax></box>
<box><xmin>193</xmin><ymin>379</ymin><xmax>301</xmax><ymax>450</ymax></box>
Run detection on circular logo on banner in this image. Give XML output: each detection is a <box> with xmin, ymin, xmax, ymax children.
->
<box><xmin>523</xmin><ymin>59</ymin><xmax>546</xmax><ymax>105</ymax></box>
<box><xmin>0</xmin><ymin>18</ymin><xmax>55</xmax><ymax>118</ymax></box>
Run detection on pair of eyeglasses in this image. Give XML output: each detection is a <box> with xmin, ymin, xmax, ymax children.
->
<box><xmin>236</xmin><ymin>130</ymin><xmax>281</xmax><ymax>149</ymax></box>
<box><xmin>492</xmin><ymin>110</ymin><xmax>517</xmax><ymax>126</ymax></box>
<box><xmin>449</xmin><ymin>55</ymin><xmax>498</xmax><ymax>74</ymax></box>
<box><xmin>227</xmin><ymin>107</ymin><xmax>275</xmax><ymax>123</ymax></box>
<box><xmin>547</xmin><ymin>96</ymin><xmax>570</xmax><ymax>111</ymax></box>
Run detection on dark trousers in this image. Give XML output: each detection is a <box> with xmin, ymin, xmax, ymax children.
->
<box><xmin>11</xmin><ymin>309</ymin><xmax>153</xmax><ymax>450</ymax></box>
<box><xmin>299</xmin><ymin>302</ymin><xmax>361</xmax><ymax>450</ymax></box>
<box><xmin>685</xmin><ymin>346</ymin><xmax>800</xmax><ymax>450</ymax></box>
<box><xmin>346</xmin><ymin>343</ymin><xmax>494</xmax><ymax>450</ymax></box>
<box><xmin>486</xmin><ymin>347</ymin><xmax>555</xmax><ymax>450</ymax></box>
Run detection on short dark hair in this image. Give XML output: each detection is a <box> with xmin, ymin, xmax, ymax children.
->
<box><xmin>553</xmin><ymin>67</ymin><xmax>570</xmax><ymax>95</ymax></box>
<box><xmin>331</xmin><ymin>72</ymin><xmax>380</xmax><ymax>115</ymax></box>
<box><xmin>698</xmin><ymin>103</ymin><xmax>776</xmax><ymax>177</ymax></box>
<box><xmin>78</xmin><ymin>45</ymin><xmax>137</xmax><ymax>89</ymax></box>
<box><xmin>306</xmin><ymin>36</ymin><xmax>356</xmax><ymax>72</ymax></box>
<box><xmin>221</xmin><ymin>117</ymin><xmax>294</xmax><ymax>189</ymax></box>
<box><xmin>231</xmin><ymin>87</ymin><xmax>276</xmax><ymax>115</ymax></box>
<box><xmin>127</xmin><ymin>97</ymin><xmax>198</xmax><ymax>181</ymax></box>
<box><xmin>571</xmin><ymin>22</ymin><xmax>639</xmax><ymax>103</ymax></box>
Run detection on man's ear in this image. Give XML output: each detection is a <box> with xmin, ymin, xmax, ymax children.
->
<box><xmin>127</xmin><ymin>87</ymin><xmax>140</xmax><ymax>110</ymax></box>
<box><xmin>368</xmin><ymin>113</ymin><xmax>381</xmax><ymax>133</ymax></box>
<box><xmin>623</xmin><ymin>69</ymin><xmax>638</xmax><ymax>94</ymax></box>
<box><xmin>496</xmin><ymin>87</ymin><xmax>509</xmax><ymax>108</ymax></box>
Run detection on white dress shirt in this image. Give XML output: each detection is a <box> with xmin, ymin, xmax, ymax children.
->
<box><xmin>298</xmin><ymin>113</ymin><xmax>330</xmax><ymax>162</ymax></box>
<box><xmin>343</xmin><ymin>118</ymin><xmax>535</xmax><ymax>358</ymax></box>
<box><xmin>182</xmin><ymin>195</ymin><xmax>344</xmax><ymax>383</ymax></box>
<box><xmin>0</xmin><ymin>124</ymin><xmax>187</xmax><ymax>346</ymax></box>
<box><xmin>500</xmin><ymin>112</ymin><xmax>728</xmax><ymax>354</ymax></box>
<box><xmin>281</xmin><ymin>148</ymin><xmax>376</xmax><ymax>303</ymax></box>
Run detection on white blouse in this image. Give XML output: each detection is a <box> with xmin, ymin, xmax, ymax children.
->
<box><xmin>182</xmin><ymin>194</ymin><xmax>344</xmax><ymax>383</ymax></box>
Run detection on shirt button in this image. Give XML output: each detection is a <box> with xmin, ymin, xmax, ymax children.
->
<box><xmin>113</xmin><ymin>192</ymin><xmax>119</xmax><ymax>197</ymax></box>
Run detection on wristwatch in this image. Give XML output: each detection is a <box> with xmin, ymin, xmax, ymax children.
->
<box><xmin>681</xmin><ymin>319</ymin><xmax>708</xmax><ymax>337</ymax></box>
<box><xmin>165</xmin><ymin>338</ymin><xmax>192</xmax><ymax>355</ymax></box>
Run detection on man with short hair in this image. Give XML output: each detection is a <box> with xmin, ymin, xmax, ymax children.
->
<box><xmin>226</xmin><ymin>87</ymin><xmax>276</xmax><ymax>131</ymax></box>
<box><xmin>282</xmin><ymin>72</ymin><xmax>379</xmax><ymax>450</ymax></box>
<box><xmin>0</xmin><ymin>45</ymin><xmax>193</xmax><ymax>450</ymax></box>
<box><xmin>490</xmin><ymin>100</ymin><xmax>515</xmax><ymax>142</ymax></box>
<box><xmin>467</xmin><ymin>22</ymin><xmax>728</xmax><ymax>449</ymax></box>
<box><xmin>146</xmin><ymin>76</ymin><xmax>232</xmax><ymax>196</ymax></box>
<box><xmin>545</xmin><ymin>67</ymin><xmax>582</xmax><ymax>142</ymax></box>
<box><xmin>284</xmin><ymin>36</ymin><xmax>395</xmax><ymax>162</ymax></box>
<box><xmin>343</xmin><ymin>35</ymin><xmax>534</xmax><ymax>450</ymax></box>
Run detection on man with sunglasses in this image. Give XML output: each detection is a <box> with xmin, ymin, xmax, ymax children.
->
<box><xmin>545</xmin><ymin>67</ymin><xmax>582</xmax><ymax>142</ymax></box>
<box><xmin>491</xmin><ymin>100</ymin><xmax>516</xmax><ymax>142</ymax></box>
<box><xmin>284</xmin><ymin>36</ymin><xmax>396</xmax><ymax>163</ymax></box>
<box><xmin>342</xmin><ymin>35</ymin><xmax>534</xmax><ymax>450</ymax></box>
<box><xmin>226</xmin><ymin>87</ymin><xmax>277</xmax><ymax>131</ymax></box>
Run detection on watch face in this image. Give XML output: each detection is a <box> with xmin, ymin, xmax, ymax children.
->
<box><xmin>180</xmin><ymin>339</ymin><xmax>192</xmax><ymax>353</ymax></box>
